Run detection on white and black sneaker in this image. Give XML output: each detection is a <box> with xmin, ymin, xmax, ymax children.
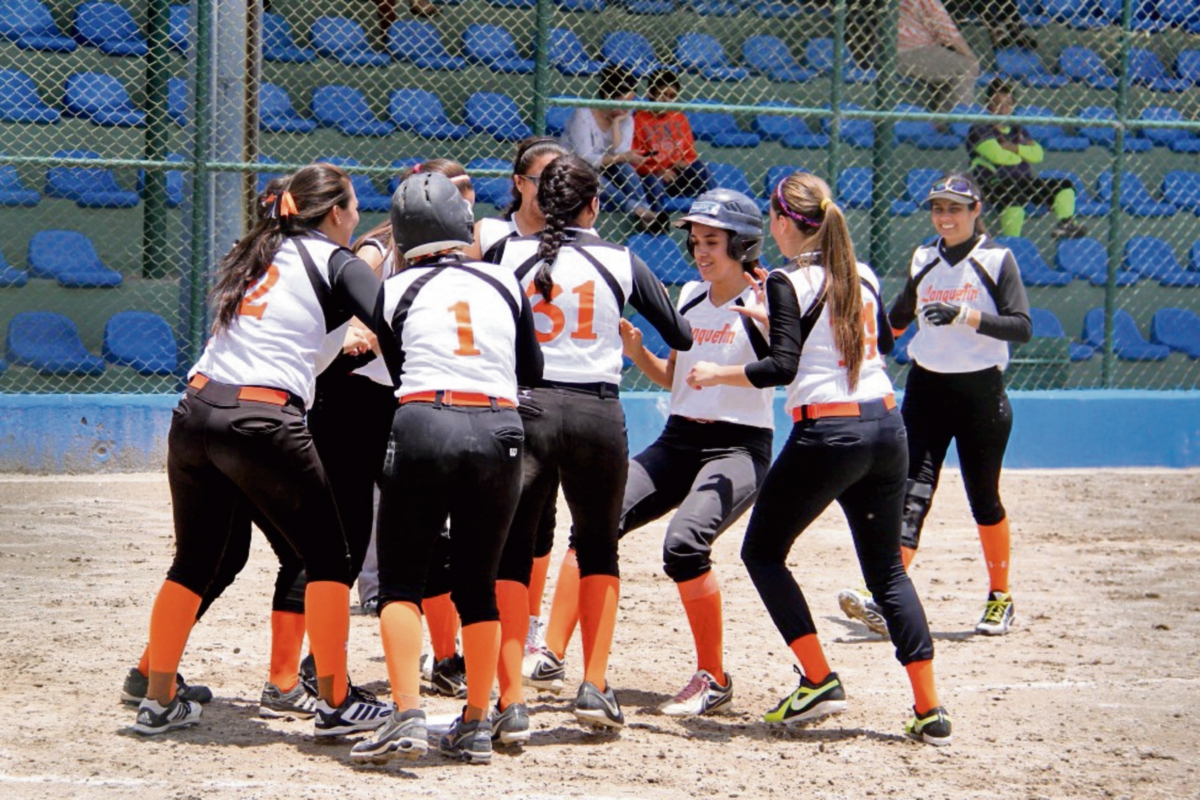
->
<box><xmin>313</xmin><ymin>684</ymin><xmax>393</xmax><ymax>737</ymax></box>
<box><xmin>574</xmin><ymin>681</ymin><xmax>624</xmax><ymax>729</ymax></box>
<box><xmin>658</xmin><ymin>670</ymin><xmax>733</xmax><ymax>717</ymax></box>
<box><xmin>132</xmin><ymin>696</ymin><xmax>202</xmax><ymax>735</ymax></box>
<box><xmin>350</xmin><ymin>708</ymin><xmax>428</xmax><ymax>764</ymax></box>
<box><xmin>523</xmin><ymin>646</ymin><xmax>566</xmax><ymax>693</ymax></box>
<box><xmin>439</xmin><ymin>714</ymin><xmax>492</xmax><ymax>764</ymax></box>
<box><xmin>298</xmin><ymin>653</ymin><xmax>318</xmax><ymax>698</ymax></box>
<box><xmin>837</xmin><ymin>588</ymin><xmax>890</xmax><ymax>638</ymax></box>
<box><xmin>491</xmin><ymin>702</ymin><xmax>531</xmax><ymax>746</ymax></box>
<box><xmin>121</xmin><ymin>668</ymin><xmax>212</xmax><ymax>706</ymax></box>
<box><xmin>259</xmin><ymin>681</ymin><xmax>317</xmax><ymax>719</ymax></box>
<box><xmin>525</xmin><ymin>616</ymin><xmax>546</xmax><ymax>655</ymax></box>
<box><xmin>429</xmin><ymin>654</ymin><xmax>467</xmax><ymax>698</ymax></box>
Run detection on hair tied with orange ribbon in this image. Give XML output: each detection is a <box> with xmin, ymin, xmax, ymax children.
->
<box><xmin>278</xmin><ymin>191</ymin><xmax>298</xmax><ymax>218</ymax></box>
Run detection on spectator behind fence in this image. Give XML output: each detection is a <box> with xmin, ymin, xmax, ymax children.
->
<box><xmin>943</xmin><ymin>0</ymin><xmax>1037</xmax><ymax>50</ymax></box>
<box><xmin>967</xmin><ymin>80</ymin><xmax>1086</xmax><ymax>240</ymax></box>
<box><xmin>561</xmin><ymin>65</ymin><xmax>670</xmax><ymax>234</ymax></box>
<box><xmin>897</xmin><ymin>0</ymin><xmax>980</xmax><ymax>114</ymax></box>
<box><xmin>632</xmin><ymin>70</ymin><xmax>712</xmax><ymax>212</ymax></box>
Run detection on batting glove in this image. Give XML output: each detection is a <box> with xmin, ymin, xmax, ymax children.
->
<box><xmin>922</xmin><ymin>302</ymin><xmax>968</xmax><ymax>327</ymax></box>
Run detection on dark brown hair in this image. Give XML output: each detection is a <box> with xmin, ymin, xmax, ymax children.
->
<box><xmin>534</xmin><ymin>154</ymin><xmax>599</xmax><ymax>301</ymax></box>
<box><xmin>508</xmin><ymin>136</ymin><xmax>567</xmax><ymax>217</ymax></box>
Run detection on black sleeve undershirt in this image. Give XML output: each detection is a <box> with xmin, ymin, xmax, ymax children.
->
<box><xmin>977</xmin><ymin>250</ymin><xmax>1033</xmax><ymax>343</ymax></box>
<box><xmin>744</xmin><ymin>271</ymin><xmax>803</xmax><ymax>389</ymax></box>
<box><xmin>514</xmin><ymin>293</ymin><xmax>544</xmax><ymax>388</ymax></box>
<box><xmin>628</xmin><ymin>254</ymin><xmax>693</xmax><ymax>351</ymax></box>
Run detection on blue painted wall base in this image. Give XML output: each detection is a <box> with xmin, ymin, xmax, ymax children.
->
<box><xmin>0</xmin><ymin>390</ymin><xmax>1196</xmax><ymax>472</ymax></box>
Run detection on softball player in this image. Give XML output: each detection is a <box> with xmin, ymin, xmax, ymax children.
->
<box><xmin>491</xmin><ymin>154</ymin><xmax>693</xmax><ymax>732</ymax></box>
<box><xmin>132</xmin><ymin>163</ymin><xmax>393</xmax><ymax>737</ymax></box>
<box><xmin>349</xmin><ymin>172</ymin><xmax>542</xmax><ymax>766</ymax></box>
<box><xmin>840</xmin><ymin>171</ymin><xmax>1029</xmax><ymax>637</ymax></box>
<box><xmin>687</xmin><ymin>172</ymin><xmax>952</xmax><ymax>745</ymax></box>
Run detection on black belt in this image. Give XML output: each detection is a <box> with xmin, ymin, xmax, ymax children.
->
<box><xmin>539</xmin><ymin>380</ymin><xmax>620</xmax><ymax>399</ymax></box>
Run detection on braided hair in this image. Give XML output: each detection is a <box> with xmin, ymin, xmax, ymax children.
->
<box><xmin>508</xmin><ymin>136</ymin><xmax>567</xmax><ymax>217</ymax></box>
<box><xmin>533</xmin><ymin>154</ymin><xmax>599</xmax><ymax>301</ymax></box>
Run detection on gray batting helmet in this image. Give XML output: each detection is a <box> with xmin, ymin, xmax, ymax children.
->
<box><xmin>673</xmin><ymin>189</ymin><xmax>764</xmax><ymax>262</ymax></box>
<box><xmin>390</xmin><ymin>171</ymin><xmax>474</xmax><ymax>261</ymax></box>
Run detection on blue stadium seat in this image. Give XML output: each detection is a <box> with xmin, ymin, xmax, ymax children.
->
<box><xmin>1076</xmin><ymin>106</ymin><xmax>1153</xmax><ymax>152</ymax></box>
<box><xmin>0</xmin><ymin>163</ymin><xmax>39</xmax><ymax>207</ymax></box>
<box><xmin>164</xmin><ymin>152</ymin><xmax>185</xmax><ymax>208</ymax></box>
<box><xmin>1131</xmin><ymin>0</ymin><xmax>1168</xmax><ymax>31</ymax></box>
<box><xmin>1123</xmin><ymin>236</ymin><xmax>1200</xmax><ymax>287</ymax></box>
<box><xmin>1054</xmin><ymin>237</ymin><xmax>1138</xmax><ymax>286</ymax></box>
<box><xmin>1057</xmin><ymin>45</ymin><xmax>1117</xmax><ymax>89</ymax></box>
<box><xmin>682</xmin><ymin>0</ymin><xmax>744</xmax><ymax>15</ymax></box>
<box><xmin>1150</xmin><ymin>308</ymin><xmax>1200</xmax><ymax>358</ymax></box>
<box><xmin>837</xmin><ymin>167</ymin><xmax>873</xmax><ymax>210</ymax></box>
<box><xmin>890</xmin><ymin>167</ymin><xmax>940</xmax><ymax>216</ymax></box>
<box><xmin>1015</xmin><ymin>0</ymin><xmax>1050</xmax><ymax>26</ymax></box>
<box><xmin>312</xmin><ymin>85</ymin><xmax>394</xmax><ymax>137</ymax></box>
<box><xmin>1082</xmin><ymin>308</ymin><xmax>1170</xmax><ymax>361</ymax></box>
<box><xmin>821</xmin><ymin>104</ymin><xmax>874</xmax><ymax>149</ymax></box>
<box><xmin>387</xmin><ymin>157</ymin><xmax>426</xmax><ymax>195</ymax></box>
<box><xmin>263</xmin><ymin>12</ymin><xmax>315</xmax><ymax>63</ymax></box>
<box><xmin>676</xmin><ymin>34</ymin><xmax>749</xmax><ymax>82</ymax></box>
<box><xmin>465</xmin><ymin>92</ymin><xmax>532</xmax><ymax>142</ymax></box>
<box><xmin>488</xmin><ymin>0</ymin><xmax>535</xmax><ymax>7</ymax></box>
<box><xmin>890</xmin><ymin>324</ymin><xmax>915</xmax><ymax>364</ymax></box>
<box><xmin>893</xmin><ymin>104</ymin><xmax>961</xmax><ymax>150</ymax></box>
<box><xmin>321</xmin><ymin>156</ymin><xmax>391</xmax><ymax>212</ymax></box>
<box><xmin>626</xmin><ymin>234</ymin><xmax>692</xmax><ymax>285</ymax></box>
<box><xmin>167</xmin><ymin>77</ymin><xmax>189</xmax><ymax>127</ymax></box>
<box><xmin>0</xmin><ymin>70</ymin><xmax>59</xmax><ymax>124</ymax></box>
<box><xmin>620</xmin><ymin>0</ymin><xmax>675</xmax><ymax>14</ymax></box>
<box><xmin>1038</xmin><ymin>170</ymin><xmax>1109</xmax><ymax>217</ymax></box>
<box><xmin>467</xmin><ymin>158</ymin><xmax>514</xmax><ymax>207</ymax></box>
<box><xmin>742</xmin><ymin>36</ymin><xmax>816</xmax><ymax>83</ymax></box>
<box><xmin>256</xmin><ymin>155</ymin><xmax>285</xmax><ymax>194</ymax></box>
<box><xmin>0</xmin><ymin>0</ymin><xmax>76</xmax><ymax>51</ymax></box>
<box><xmin>45</xmin><ymin>149</ymin><xmax>139</xmax><ymax>209</ymax></box>
<box><xmin>1044</xmin><ymin>0</ymin><xmax>1117</xmax><ymax>28</ymax></box>
<box><xmin>752</xmin><ymin>104</ymin><xmax>828</xmax><ymax>149</ymax></box>
<box><xmin>806</xmin><ymin>38</ymin><xmax>875</xmax><ymax>84</ymax></box>
<box><xmin>1029</xmin><ymin>307</ymin><xmax>1093</xmax><ymax>361</ymax></box>
<box><xmin>708</xmin><ymin>162</ymin><xmax>767</xmax><ymax>211</ymax></box>
<box><xmin>259</xmin><ymin>83</ymin><xmax>316</xmax><ymax>133</ymax></box>
<box><xmin>311</xmin><ymin>17</ymin><xmax>390</xmax><ymax>67</ymax></box>
<box><xmin>948</xmin><ymin>103</ymin><xmax>985</xmax><ymax>138</ymax></box>
<box><xmin>464</xmin><ymin>24</ymin><xmax>535</xmax><ymax>73</ymax></box>
<box><xmin>995</xmin><ymin>47</ymin><xmax>1069</xmax><ymax>88</ymax></box>
<box><xmin>550</xmin><ymin>28</ymin><xmax>604</xmax><ymax>76</ymax></box>
<box><xmin>545</xmin><ymin>98</ymin><xmax>578</xmax><ymax>137</ymax></box>
<box><xmin>556</xmin><ymin>0</ymin><xmax>605</xmax><ymax>10</ymax></box>
<box><xmin>763</xmin><ymin>164</ymin><xmax>806</xmax><ymax>196</ymax></box>
<box><xmin>6</xmin><ymin>312</ymin><xmax>106</xmax><ymax>375</ymax></box>
<box><xmin>389</xmin><ymin>89</ymin><xmax>471</xmax><ymax>140</ymax></box>
<box><xmin>1139</xmin><ymin>107</ymin><xmax>1200</xmax><ymax>153</ymax></box>
<box><xmin>388</xmin><ymin>21</ymin><xmax>465</xmax><ymax>70</ymax></box>
<box><xmin>74</xmin><ymin>2</ymin><xmax>146</xmax><ymax>56</ymax></box>
<box><xmin>755</xmin><ymin>0</ymin><xmax>805</xmax><ymax>17</ymax></box>
<box><xmin>996</xmin><ymin>236</ymin><xmax>1073</xmax><ymax>286</ymax></box>
<box><xmin>1096</xmin><ymin>171</ymin><xmax>1176</xmax><ymax>217</ymax></box>
<box><xmin>1192</xmin><ymin>241</ymin><xmax>1200</xmax><ymax>273</ymax></box>
<box><xmin>601</xmin><ymin>31</ymin><xmax>665</xmax><ymax>77</ymax></box>
<box><xmin>1159</xmin><ymin>0</ymin><xmax>1200</xmax><ymax>31</ymax></box>
<box><xmin>1177</xmin><ymin>49</ymin><xmax>1200</xmax><ymax>86</ymax></box>
<box><xmin>1129</xmin><ymin>47</ymin><xmax>1191</xmax><ymax>92</ymax></box>
<box><xmin>625</xmin><ymin>313</ymin><xmax>672</xmax><ymax>356</ymax></box>
<box><xmin>168</xmin><ymin>3</ymin><xmax>189</xmax><ymax>53</ymax></box>
<box><xmin>103</xmin><ymin>311</ymin><xmax>179</xmax><ymax>375</ymax></box>
<box><xmin>28</xmin><ymin>230</ymin><xmax>123</xmax><ymax>287</ymax></box>
<box><xmin>1162</xmin><ymin>171</ymin><xmax>1200</xmax><ymax>215</ymax></box>
<box><xmin>1015</xmin><ymin>106</ymin><xmax>1089</xmax><ymax>151</ymax></box>
<box><xmin>0</xmin><ymin>246</ymin><xmax>29</xmax><ymax>288</ymax></box>
<box><xmin>686</xmin><ymin>101</ymin><xmax>760</xmax><ymax>148</ymax></box>
<box><xmin>64</xmin><ymin>72</ymin><xmax>145</xmax><ymax>127</ymax></box>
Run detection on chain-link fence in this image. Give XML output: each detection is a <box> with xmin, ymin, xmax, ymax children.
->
<box><xmin>1</xmin><ymin>0</ymin><xmax>1198</xmax><ymax>394</ymax></box>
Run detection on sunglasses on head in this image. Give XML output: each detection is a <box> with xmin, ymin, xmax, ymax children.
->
<box><xmin>929</xmin><ymin>178</ymin><xmax>977</xmax><ymax>198</ymax></box>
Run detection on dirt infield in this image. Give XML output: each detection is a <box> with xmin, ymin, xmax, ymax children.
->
<box><xmin>1</xmin><ymin>470</ymin><xmax>1198</xmax><ymax>800</ymax></box>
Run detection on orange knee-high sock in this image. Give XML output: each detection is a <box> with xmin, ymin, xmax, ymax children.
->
<box><xmin>905</xmin><ymin>659</ymin><xmax>940</xmax><ymax>714</ymax></box>
<box><xmin>528</xmin><ymin>554</ymin><xmax>553</xmax><ymax>617</ymax></box>
<box><xmin>423</xmin><ymin>593</ymin><xmax>459</xmax><ymax>661</ymax></box>
<box><xmin>146</xmin><ymin>579</ymin><xmax>203</xmax><ymax>704</ymax></box>
<box><xmin>978</xmin><ymin>519</ymin><xmax>1010</xmax><ymax>593</ymax></box>
<box><xmin>678</xmin><ymin>571</ymin><xmax>723</xmax><ymax>680</ymax></box>
<box><xmin>137</xmin><ymin>644</ymin><xmax>150</xmax><ymax>677</ymax></box>
<box><xmin>578</xmin><ymin>574</ymin><xmax>620</xmax><ymax>689</ymax></box>
<box><xmin>461</xmin><ymin>620</ymin><xmax>501</xmax><ymax>718</ymax></box>
<box><xmin>304</xmin><ymin>581</ymin><xmax>350</xmax><ymax>706</ymax></box>
<box><xmin>787</xmin><ymin>634</ymin><xmax>830</xmax><ymax>684</ymax></box>
<box><xmin>543</xmin><ymin>549</ymin><xmax>580</xmax><ymax>659</ymax></box>
<box><xmin>901</xmin><ymin>546</ymin><xmax>916</xmax><ymax>571</ymax></box>
<box><xmin>380</xmin><ymin>601</ymin><xmax>423</xmax><ymax>712</ymax></box>
<box><xmin>496</xmin><ymin>580</ymin><xmax>529</xmax><ymax>709</ymax></box>
<box><xmin>268</xmin><ymin>610</ymin><xmax>306</xmax><ymax>691</ymax></box>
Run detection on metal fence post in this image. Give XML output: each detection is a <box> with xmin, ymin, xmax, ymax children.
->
<box><xmin>186</xmin><ymin>0</ymin><xmax>214</xmax><ymax>366</ymax></box>
<box><xmin>827</xmin><ymin>0</ymin><xmax>847</xmax><ymax>200</ymax></box>
<box><xmin>1104</xmin><ymin>0</ymin><xmax>1135</xmax><ymax>388</ymax></box>
<box><xmin>532</xmin><ymin>0</ymin><xmax>554</xmax><ymax>137</ymax></box>
<box><xmin>870</xmin><ymin>0</ymin><xmax>901</xmax><ymax>276</ymax></box>
<box><xmin>142</xmin><ymin>0</ymin><xmax>171</xmax><ymax>280</ymax></box>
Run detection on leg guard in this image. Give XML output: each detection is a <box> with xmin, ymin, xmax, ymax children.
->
<box><xmin>900</xmin><ymin>479</ymin><xmax>935</xmax><ymax>552</ymax></box>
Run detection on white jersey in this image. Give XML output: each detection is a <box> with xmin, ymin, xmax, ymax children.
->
<box><xmin>190</xmin><ymin>234</ymin><xmax>347</xmax><ymax>408</ymax></box>
<box><xmin>498</xmin><ymin>229</ymin><xmax>634</xmax><ymax>385</ymax></box>
<box><xmin>670</xmin><ymin>281</ymin><xmax>774</xmax><ymax>429</ymax></box>
<box><xmin>777</xmin><ymin>261</ymin><xmax>894</xmax><ymax>412</ymax></box>
<box><xmin>477</xmin><ymin>217</ymin><xmax>521</xmax><ymax>259</ymax></box>
<box><xmin>380</xmin><ymin>256</ymin><xmax>525</xmax><ymax>404</ymax></box>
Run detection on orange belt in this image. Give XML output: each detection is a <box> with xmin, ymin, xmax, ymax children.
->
<box><xmin>188</xmin><ymin>373</ymin><xmax>291</xmax><ymax>406</ymax></box>
<box><xmin>791</xmin><ymin>393</ymin><xmax>896</xmax><ymax>423</ymax></box>
<box><xmin>399</xmin><ymin>390</ymin><xmax>516</xmax><ymax>409</ymax></box>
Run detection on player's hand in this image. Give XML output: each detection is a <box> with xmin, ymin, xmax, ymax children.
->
<box><xmin>686</xmin><ymin>360</ymin><xmax>723</xmax><ymax>389</ymax></box>
<box><xmin>342</xmin><ymin>324</ymin><xmax>377</xmax><ymax>356</ymax></box>
<box><xmin>619</xmin><ymin>318</ymin><xmax>644</xmax><ymax>357</ymax></box>
<box><xmin>730</xmin><ymin>268</ymin><xmax>770</xmax><ymax>329</ymax></box>
<box><xmin>921</xmin><ymin>301</ymin><xmax>968</xmax><ymax>326</ymax></box>
<box><xmin>623</xmin><ymin>150</ymin><xmax>647</xmax><ymax>168</ymax></box>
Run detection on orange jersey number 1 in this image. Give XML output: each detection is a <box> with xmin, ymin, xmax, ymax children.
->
<box><xmin>238</xmin><ymin>264</ymin><xmax>280</xmax><ymax>319</ymax></box>
<box><xmin>448</xmin><ymin>301</ymin><xmax>482</xmax><ymax>356</ymax></box>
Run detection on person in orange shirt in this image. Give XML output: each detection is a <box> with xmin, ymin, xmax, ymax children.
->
<box><xmin>633</xmin><ymin>70</ymin><xmax>711</xmax><ymax>213</ymax></box>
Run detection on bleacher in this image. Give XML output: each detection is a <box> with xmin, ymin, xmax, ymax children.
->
<box><xmin>1</xmin><ymin>0</ymin><xmax>1198</xmax><ymax>392</ymax></box>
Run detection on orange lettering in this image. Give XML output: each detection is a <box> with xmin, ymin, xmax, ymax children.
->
<box><xmin>571</xmin><ymin>280</ymin><xmax>597</xmax><ymax>340</ymax></box>
<box><xmin>238</xmin><ymin>263</ymin><xmax>280</xmax><ymax>320</ymax></box>
<box><xmin>526</xmin><ymin>282</ymin><xmax>566</xmax><ymax>343</ymax></box>
<box><xmin>448</xmin><ymin>301</ymin><xmax>482</xmax><ymax>356</ymax></box>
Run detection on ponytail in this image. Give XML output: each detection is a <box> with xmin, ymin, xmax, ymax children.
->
<box><xmin>533</xmin><ymin>154</ymin><xmax>599</xmax><ymax>301</ymax></box>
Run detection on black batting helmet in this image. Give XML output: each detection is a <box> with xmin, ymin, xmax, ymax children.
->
<box><xmin>390</xmin><ymin>171</ymin><xmax>474</xmax><ymax>261</ymax></box>
<box><xmin>673</xmin><ymin>189</ymin><xmax>764</xmax><ymax>263</ymax></box>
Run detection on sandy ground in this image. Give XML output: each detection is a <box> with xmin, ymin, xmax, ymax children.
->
<box><xmin>1</xmin><ymin>470</ymin><xmax>1198</xmax><ymax>800</ymax></box>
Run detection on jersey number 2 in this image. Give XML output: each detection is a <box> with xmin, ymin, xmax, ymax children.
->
<box><xmin>448</xmin><ymin>301</ymin><xmax>481</xmax><ymax>356</ymax></box>
<box><xmin>526</xmin><ymin>281</ymin><xmax>597</xmax><ymax>343</ymax></box>
<box><xmin>238</xmin><ymin>264</ymin><xmax>280</xmax><ymax>319</ymax></box>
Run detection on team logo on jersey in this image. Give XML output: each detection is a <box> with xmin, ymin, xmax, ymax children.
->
<box><xmin>919</xmin><ymin>286</ymin><xmax>980</xmax><ymax>304</ymax></box>
<box><xmin>692</xmin><ymin>323</ymin><xmax>736</xmax><ymax>346</ymax></box>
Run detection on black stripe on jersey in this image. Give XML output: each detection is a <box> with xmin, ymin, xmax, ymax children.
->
<box><xmin>678</xmin><ymin>287</ymin><xmax>708</xmax><ymax>317</ymax></box>
<box><xmin>799</xmin><ymin>277</ymin><xmax>889</xmax><ymax>355</ymax></box>
<box><xmin>571</xmin><ymin>245</ymin><xmax>627</xmax><ymax>309</ymax></box>
<box><xmin>389</xmin><ymin>268</ymin><xmax>443</xmax><ymax>381</ymax></box>
<box><xmin>293</xmin><ymin>238</ymin><xmax>339</xmax><ymax>331</ymax></box>
<box><xmin>733</xmin><ymin>297</ymin><xmax>772</xmax><ymax>359</ymax></box>
<box><xmin>966</xmin><ymin>257</ymin><xmax>1002</xmax><ymax>309</ymax></box>
<box><xmin>456</xmin><ymin>265</ymin><xmax>520</xmax><ymax>322</ymax></box>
